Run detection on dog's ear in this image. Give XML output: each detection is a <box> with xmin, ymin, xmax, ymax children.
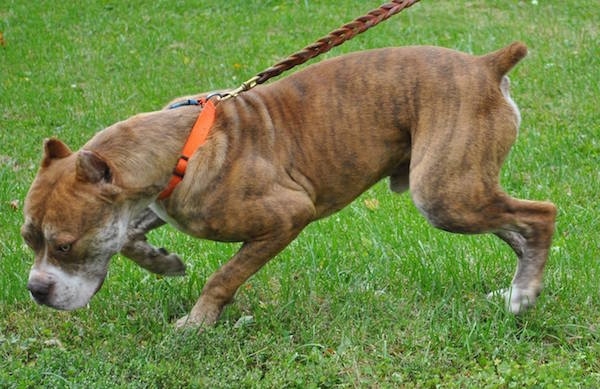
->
<box><xmin>42</xmin><ymin>138</ymin><xmax>72</xmax><ymax>167</ymax></box>
<box><xmin>76</xmin><ymin>150</ymin><xmax>112</xmax><ymax>184</ymax></box>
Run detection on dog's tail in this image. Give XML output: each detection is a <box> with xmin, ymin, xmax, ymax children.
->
<box><xmin>482</xmin><ymin>41</ymin><xmax>528</xmax><ymax>79</ymax></box>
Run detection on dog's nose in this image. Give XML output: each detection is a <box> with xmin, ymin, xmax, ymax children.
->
<box><xmin>27</xmin><ymin>277</ymin><xmax>55</xmax><ymax>303</ymax></box>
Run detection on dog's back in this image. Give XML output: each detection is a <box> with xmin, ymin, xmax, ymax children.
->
<box><xmin>217</xmin><ymin>43</ymin><xmax>528</xmax><ymax>217</ymax></box>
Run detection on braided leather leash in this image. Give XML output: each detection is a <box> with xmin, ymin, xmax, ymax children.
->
<box><xmin>162</xmin><ymin>0</ymin><xmax>421</xmax><ymax>198</ymax></box>
<box><xmin>222</xmin><ymin>0</ymin><xmax>421</xmax><ymax>100</ymax></box>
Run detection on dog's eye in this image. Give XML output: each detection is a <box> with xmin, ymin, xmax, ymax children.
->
<box><xmin>56</xmin><ymin>243</ymin><xmax>72</xmax><ymax>253</ymax></box>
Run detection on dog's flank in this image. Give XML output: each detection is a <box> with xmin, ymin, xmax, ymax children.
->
<box><xmin>22</xmin><ymin>42</ymin><xmax>556</xmax><ymax>328</ymax></box>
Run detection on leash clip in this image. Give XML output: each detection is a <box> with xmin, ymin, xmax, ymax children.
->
<box><xmin>168</xmin><ymin>99</ymin><xmax>203</xmax><ymax>110</ymax></box>
<box><xmin>205</xmin><ymin>92</ymin><xmax>225</xmax><ymax>101</ymax></box>
<box><xmin>221</xmin><ymin>76</ymin><xmax>260</xmax><ymax>101</ymax></box>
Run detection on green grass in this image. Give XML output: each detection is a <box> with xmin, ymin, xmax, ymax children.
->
<box><xmin>1</xmin><ymin>0</ymin><xmax>599</xmax><ymax>387</ymax></box>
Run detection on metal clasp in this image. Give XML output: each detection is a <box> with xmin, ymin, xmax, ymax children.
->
<box><xmin>221</xmin><ymin>76</ymin><xmax>261</xmax><ymax>101</ymax></box>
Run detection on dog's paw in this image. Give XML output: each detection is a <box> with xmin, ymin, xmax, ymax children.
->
<box><xmin>175</xmin><ymin>315</ymin><xmax>197</xmax><ymax>330</ymax></box>
<box><xmin>121</xmin><ymin>242</ymin><xmax>186</xmax><ymax>276</ymax></box>
<box><xmin>174</xmin><ymin>314</ymin><xmax>216</xmax><ymax>332</ymax></box>
<box><xmin>153</xmin><ymin>251</ymin><xmax>187</xmax><ymax>276</ymax></box>
<box><xmin>487</xmin><ymin>286</ymin><xmax>537</xmax><ymax>314</ymax></box>
<box><xmin>175</xmin><ymin>305</ymin><xmax>221</xmax><ymax>331</ymax></box>
<box><xmin>136</xmin><ymin>252</ymin><xmax>186</xmax><ymax>277</ymax></box>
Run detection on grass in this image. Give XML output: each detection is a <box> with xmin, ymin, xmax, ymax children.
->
<box><xmin>1</xmin><ymin>0</ymin><xmax>599</xmax><ymax>387</ymax></box>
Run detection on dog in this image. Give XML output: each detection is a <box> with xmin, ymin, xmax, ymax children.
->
<box><xmin>22</xmin><ymin>42</ymin><xmax>556</xmax><ymax>328</ymax></box>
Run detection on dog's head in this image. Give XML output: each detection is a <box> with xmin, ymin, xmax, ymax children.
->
<box><xmin>21</xmin><ymin>138</ymin><xmax>132</xmax><ymax>310</ymax></box>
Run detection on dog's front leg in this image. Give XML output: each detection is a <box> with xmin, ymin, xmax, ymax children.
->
<box><xmin>176</xmin><ymin>191</ymin><xmax>315</xmax><ymax>329</ymax></box>
<box><xmin>175</xmin><ymin>231</ymin><xmax>303</xmax><ymax>329</ymax></box>
<box><xmin>120</xmin><ymin>207</ymin><xmax>186</xmax><ymax>276</ymax></box>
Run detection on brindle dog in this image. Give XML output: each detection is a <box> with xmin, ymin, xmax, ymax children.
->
<box><xmin>22</xmin><ymin>42</ymin><xmax>556</xmax><ymax>328</ymax></box>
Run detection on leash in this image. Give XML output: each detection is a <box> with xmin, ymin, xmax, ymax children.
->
<box><xmin>222</xmin><ymin>0</ymin><xmax>421</xmax><ymax>100</ymax></box>
<box><xmin>160</xmin><ymin>0</ymin><xmax>421</xmax><ymax>199</ymax></box>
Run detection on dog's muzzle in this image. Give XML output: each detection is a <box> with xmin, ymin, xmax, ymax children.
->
<box><xmin>27</xmin><ymin>272</ymin><xmax>56</xmax><ymax>305</ymax></box>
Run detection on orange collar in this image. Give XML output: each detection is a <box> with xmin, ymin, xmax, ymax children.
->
<box><xmin>158</xmin><ymin>98</ymin><xmax>217</xmax><ymax>200</ymax></box>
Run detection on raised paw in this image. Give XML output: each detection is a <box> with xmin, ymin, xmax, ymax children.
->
<box><xmin>120</xmin><ymin>207</ymin><xmax>186</xmax><ymax>276</ymax></box>
<box><xmin>148</xmin><ymin>251</ymin><xmax>186</xmax><ymax>276</ymax></box>
<box><xmin>120</xmin><ymin>239</ymin><xmax>186</xmax><ymax>276</ymax></box>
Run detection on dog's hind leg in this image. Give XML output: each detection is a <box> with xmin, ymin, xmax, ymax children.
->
<box><xmin>488</xmin><ymin>199</ymin><xmax>557</xmax><ymax>313</ymax></box>
<box><xmin>120</xmin><ymin>207</ymin><xmax>186</xmax><ymax>276</ymax></box>
<box><xmin>411</xmin><ymin>180</ymin><xmax>556</xmax><ymax>313</ymax></box>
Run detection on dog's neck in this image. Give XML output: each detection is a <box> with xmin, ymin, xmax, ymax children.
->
<box><xmin>83</xmin><ymin>106</ymin><xmax>203</xmax><ymax>198</ymax></box>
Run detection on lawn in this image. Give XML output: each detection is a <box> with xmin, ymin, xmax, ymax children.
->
<box><xmin>1</xmin><ymin>0</ymin><xmax>599</xmax><ymax>387</ymax></box>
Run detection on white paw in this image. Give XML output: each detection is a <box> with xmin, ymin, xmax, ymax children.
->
<box><xmin>174</xmin><ymin>303</ymin><xmax>222</xmax><ymax>330</ymax></box>
<box><xmin>175</xmin><ymin>315</ymin><xmax>193</xmax><ymax>329</ymax></box>
<box><xmin>487</xmin><ymin>286</ymin><xmax>536</xmax><ymax>314</ymax></box>
<box><xmin>174</xmin><ymin>314</ymin><xmax>209</xmax><ymax>332</ymax></box>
